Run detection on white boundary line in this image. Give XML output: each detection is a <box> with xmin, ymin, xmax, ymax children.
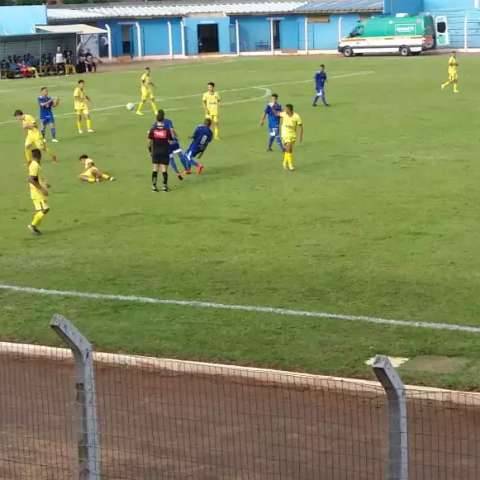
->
<box><xmin>0</xmin><ymin>71</ymin><xmax>373</xmax><ymax>127</ymax></box>
<box><xmin>1</xmin><ymin>340</ymin><xmax>479</xmax><ymax>404</ymax></box>
<box><xmin>1</xmin><ymin>283</ymin><xmax>480</xmax><ymax>334</ymax></box>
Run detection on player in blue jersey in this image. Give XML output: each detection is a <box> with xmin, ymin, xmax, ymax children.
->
<box><xmin>162</xmin><ymin>117</ymin><xmax>189</xmax><ymax>181</ymax></box>
<box><xmin>260</xmin><ymin>93</ymin><xmax>284</xmax><ymax>152</ymax></box>
<box><xmin>38</xmin><ymin>87</ymin><xmax>59</xmax><ymax>142</ymax></box>
<box><xmin>312</xmin><ymin>65</ymin><xmax>329</xmax><ymax>107</ymax></box>
<box><xmin>184</xmin><ymin>118</ymin><xmax>213</xmax><ymax>175</ymax></box>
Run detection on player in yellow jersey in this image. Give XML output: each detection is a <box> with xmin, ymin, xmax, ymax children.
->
<box><xmin>277</xmin><ymin>104</ymin><xmax>303</xmax><ymax>171</ymax></box>
<box><xmin>74</xmin><ymin>79</ymin><xmax>94</xmax><ymax>134</ymax></box>
<box><xmin>14</xmin><ymin>109</ymin><xmax>58</xmax><ymax>164</ymax></box>
<box><xmin>27</xmin><ymin>149</ymin><xmax>50</xmax><ymax>235</ymax></box>
<box><xmin>202</xmin><ymin>82</ymin><xmax>221</xmax><ymax>140</ymax></box>
<box><xmin>441</xmin><ymin>51</ymin><xmax>459</xmax><ymax>93</ymax></box>
<box><xmin>136</xmin><ymin>66</ymin><xmax>158</xmax><ymax>116</ymax></box>
<box><xmin>78</xmin><ymin>154</ymin><xmax>115</xmax><ymax>183</ymax></box>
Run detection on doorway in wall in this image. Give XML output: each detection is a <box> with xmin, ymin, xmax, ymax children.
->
<box><xmin>121</xmin><ymin>24</ymin><xmax>133</xmax><ymax>55</ymax></box>
<box><xmin>272</xmin><ymin>19</ymin><xmax>281</xmax><ymax>49</ymax></box>
<box><xmin>198</xmin><ymin>24</ymin><xmax>219</xmax><ymax>53</ymax></box>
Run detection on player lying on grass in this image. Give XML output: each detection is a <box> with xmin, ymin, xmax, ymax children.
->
<box><xmin>260</xmin><ymin>93</ymin><xmax>284</xmax><ymax>152</ymax></box>
<box><xmin>27</xmin><ymin>149</ymin><xmax>50</xmax><ymax>236</ymax></box>
<box><xmin>78</xmin><ymin>155</ymin><xmax>115</xmax><ymax>183</ymax></box>
<box><xmin>15</xmin><ymin>109</ymin><xmax>58</xmax><ymax>164</ymax></box>
<box><xmin>38</xmin><ymin>87</ymin><xmax>59</xmax><ymax>142</ymax></box>
<box><xmin>183</xmin><ymin>118</ymin><xmax>213</xmax><ymax>175</ymax></box>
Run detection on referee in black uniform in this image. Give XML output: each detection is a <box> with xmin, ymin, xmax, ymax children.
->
<box><xmin>148</xmin><ymin>110</ymin><xmax>172</xmax><ymax>192</ymax></box>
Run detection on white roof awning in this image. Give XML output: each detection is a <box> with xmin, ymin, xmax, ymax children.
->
<box><xmin>36</xmin><ymin>23</ymin><xmax>107</xmax><ymax>35</ymax></box>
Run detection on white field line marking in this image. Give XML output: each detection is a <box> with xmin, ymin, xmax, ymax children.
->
<box><xmin>0</xmin><ymin>71</ymin><xmax>372</xmax><ymax>127</ymax></box>
<box><xmin>2</xmin><ymin>340</ymin><xmax>480</xmax><ymax>404</ymax></box>
<box><xmin>1</xmin><ymin>283</ymin><xmax>479</xmax><ymax>334</ymax></box>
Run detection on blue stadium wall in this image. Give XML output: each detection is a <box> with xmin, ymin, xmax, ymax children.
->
<box><xmin>97</xmin><ymin>18</ymin><xmax>183</xmax><ymax>57</ymax></box>
<box><xmin>0</xmin><ymin>5</ymin><xmax>47</xmax><ymax>36</ymax></box>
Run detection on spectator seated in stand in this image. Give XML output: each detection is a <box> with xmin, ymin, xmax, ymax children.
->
<box><xmin>85</xmin><ymin>50</ymin><xmax>97</xmax><ymax>73</ymax></box>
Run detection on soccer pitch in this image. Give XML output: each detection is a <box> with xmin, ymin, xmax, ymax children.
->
<box><xmin>1</xmin><ymin>54</ymin><xmax>480</xmax><ymax>390</ymax></box>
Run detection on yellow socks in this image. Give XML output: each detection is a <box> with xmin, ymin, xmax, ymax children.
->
<box><xmin>283</xmin><ymin>152</ymin><xmax>294</xmax><ymax>169</ymax></box>
<box><xmin>214</xmin><ymin>126</ymin><xmax>219</xmax><ymax>139</ymax></box>
<box><xmin>32</xmin><ymin>211</ymin><xmax>45</xmax><ymax>227</ymax></box>
<box><xmin>150</xmin><ymin>101</ymin><xmax>158</xmax><ymax>114</ymax></box>
<box><xmin>101</xmin><ymin>173</ymin><xmax>111</xmax><ymax>181</ymax></box>
<box><xmin>76</xmin><ymin>119</ymin><xmax>82</xmax><ymax>132</ymax></box>
<box><xmin>86</xmin><ymin>118</ymin><xmax>93</xmax><ymax>130</ymax></box>
<box><xmin>136</xmin><ymin>102</ymin><xmax>144</xmax><ymax>113</ymax></box>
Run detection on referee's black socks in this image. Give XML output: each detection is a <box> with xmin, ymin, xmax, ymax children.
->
<box><xmin>152</xmin><ymin>171</ymin><xmax>158</xmax><ymax>186</ymax></box>
<box><xmin>162</xmin><ymin>171</ymin><xmax>168</xmax><ymax>185</ymax></box>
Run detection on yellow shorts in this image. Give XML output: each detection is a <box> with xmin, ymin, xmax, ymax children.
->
<box><xmin>32</xmin><ymin>197</ymin><xmax>49</xmax><ymax>212</ymax></box>
<box><xmin>449</xmin><ymin>70</ymin><xmax>458</xmax><ymax>82</ymax></box>
<box><xmin>75</xmin><ymin>106</ymin><xmax>89</xmax><ymax>116</ymax></box>
<box><xmin>141</xmin><ymin>88</ymin><xmax>154</xmax><ymax>101</ymax></box>
<box><xmin>206</xmin><ymin>113</ymin><xmax>218</xmax><ymax>123</ymax></box>
<box><xmin>25</xmin><ymin>132</ymin><xmax>45</xmax><ymax>149</ymax></box>
<box><xmin>282</xmin><ymin>136</ymin><xmax>296</xmax><ymax>145</ymax></box>
<box><xmin>81</xmin><ymin>167</ymin><xmax>97</xmax><ymax>182</ymax></box>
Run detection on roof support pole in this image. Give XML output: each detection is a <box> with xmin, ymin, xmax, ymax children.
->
<box><xmin>235</xmin><ymin>19</ymin><xmax>240</xmax><ymax>55</ymax></box>
<box><xmin>167</xmin><ymin>21</ymin><xmax>173</xmax><ymax>59</ymax></box>
<box><xmin>104</xmin><ymin>24</ymin><xmax>112</xmax><ymax>60</ymax></box>
<box><xmin>270</xmin><ymin>18</ymin><xmax>274</xmax><ymax>55</ymax></box>
<box><xmin>180</xmin><ymin>20</ymin><xmax>186</xmax><ymax>56</ymax></box>
<box><xmin>338</xmin><ymin>16</ymin><xmax>343</xmax><ymax>43</ymax></box>
<box><xmin>135</xmin><ymin>21</ymin><xmax>142</xmax><ymax>58</ymax></box>
<box><xmin>304</xmin><ymin>17</ymin><xmax>308</xmax><ymax>54</ymax></box>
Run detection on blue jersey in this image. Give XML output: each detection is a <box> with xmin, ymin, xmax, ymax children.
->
<box><xmin>187</xmin><ymin>125</ymin><xmax>213</xmax><ymax>157</ymax></box>
<box><xmin>38</xmin><ymin>95</ymin><xmax>54</xmax><ymax>122</ymax></box>
<box><xmin>264</xmin><ymin>103</ymin><xmax>282</xmax><ymax>129</ymax></box>
<box><xmin>160</xmin><ymin>118</ymin><xmax>181</xmax><ymax>153</ymax></box>
<box><xmin>315</xmin><ymin>71</ymin><xmax>327</xmax><ymax>90</ymax></box>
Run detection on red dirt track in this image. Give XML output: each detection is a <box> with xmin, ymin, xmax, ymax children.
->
<box><xmin>0</xmin><ymin>352</ymin><xmax>479</xmax><ymax>479</ymax></box>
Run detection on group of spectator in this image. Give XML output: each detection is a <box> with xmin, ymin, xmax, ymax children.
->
<box><xmin>0</xmin><ymin>46</ymin><xmax>98</xmax><ymax>79</ymax></box>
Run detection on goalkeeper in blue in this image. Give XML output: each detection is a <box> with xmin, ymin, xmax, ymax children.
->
<box><xmin>312</xmin><ymin>64</ymin><xmax>330</xmax><ymax>107</ymax></box>
<box><xmin>184</xmin><ymin>118</ymin><xmax>213</xmax><ymax>175</ymax></box>
<box><xmin>260</xmin><ymin>93</ymin><xmax>284</xmax><ymax>152</ymax></box>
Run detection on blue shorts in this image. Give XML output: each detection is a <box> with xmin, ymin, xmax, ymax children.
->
<box><xmin>168</xmin><ymin>141</ymin><xmax>181</xmax><ymax>155</ymax></box>
<box><xmin>269</xmin><ymin>126</ymin><xmax>280</xmax><ymax>137</ymax></box>
<box><xmin>40</xmin><ymin>114</ymin><xmax>55</xmax><ymax>126</ymax></box>
<box><xmin>186</xmin><ymin>145</ymin><xmax>203</xmax><ymax>159</ymax></box>
<box><xmin>316</xmin><ymin>87</ymin><xmax>325</xmax><ymax>96</ymax></box>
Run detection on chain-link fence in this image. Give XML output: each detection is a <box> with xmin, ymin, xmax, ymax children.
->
<box><xmin>1</xmin><ymin>315</ymin><xmax>480</xmax><ymax>479</ymax></box>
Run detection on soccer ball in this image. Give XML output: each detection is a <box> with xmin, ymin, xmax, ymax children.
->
<box><xmin>126</xmin><ymin>102</ymin><xmax>135</xmax><ymax>111</ymax></box>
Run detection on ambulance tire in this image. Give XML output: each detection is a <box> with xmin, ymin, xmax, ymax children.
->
<box><xmin>399</xmin><ymin>46</ymin><xmax>411</xmax><ymax>57</ymax></box>
<box><xmin>343</xmin><ymin>47</ymin><xmax>354</xmax><ymax>57</ymax></box>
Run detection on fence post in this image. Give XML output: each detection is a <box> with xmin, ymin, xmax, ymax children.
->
<box><xmin>50</xmin><ymin>314</ymin><xmax>100</xmax><ymax>480</ymax></box>
<box><xmin>372</xmin><ymin>355</ymin><xmax>408</xmax><ymax>480</ymax></box>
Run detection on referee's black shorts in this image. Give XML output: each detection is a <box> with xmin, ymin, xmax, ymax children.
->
<box><xmin>151</xmin><ymin>153</ymin><xmax>169</xmax><ymax>165</ymax></box>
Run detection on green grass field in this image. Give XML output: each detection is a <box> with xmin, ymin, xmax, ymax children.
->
<box><xmin>1</xmin><ymin>54</ymin><xmax>480</xmax><ymax>390</ymax></box>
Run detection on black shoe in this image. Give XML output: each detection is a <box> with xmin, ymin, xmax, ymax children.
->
<box><xmin>325</xmin><ymin>104</ymin><xmax>331</xmax><ymax>107</ymax></box>
<box><xmin>312</xmin><ymin>104</ymin><xmax>317</xmax><ymax>107</ymax></box>
<box><xmin>162</xmin><ymin>185</ymin><xmax>170</xmax><ymax>192</ymax></box>
<box><xmin>152</xmin><ymin>185</ymin><xmax>159</xmax><ymax>192</ymax></box>
<box><xmin>267</xmin><ymin>148</ymin><xmax>273</xmax><ymax>152</ymax></box>
<box><xmin>177</xmin><ymin>174</ymin><xmax>184</xmax><ymax>181</ymax></box>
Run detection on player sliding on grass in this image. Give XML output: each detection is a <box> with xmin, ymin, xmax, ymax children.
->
<box><xmin>260</xmin><ymin>93</ymin><xmax>284</xmax><ymax>152</ymax></box>
<box><xmin>183</xmin><ymin>118</ymin><xmax>213</xmax><ymax>175</ymax></box>
<box><xmin>78</xmin><ymin>155</ymin><xmax>115</xmax><ymax>183</ymax></box>
<box><xmin>274</xmin><ymin>104</ymin><xmax>303</xmax><ymax>171</ymax></box>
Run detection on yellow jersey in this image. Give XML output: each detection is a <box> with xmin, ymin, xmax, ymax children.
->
<box><xmin>203</xmin><ymin>91</ymin><xmax>221</xmax><ymax>115</ymax></box>
<box><xmin>141</xmin><ymin>72</ymin><xmax>152</xmax><ymax>86</ymax></box>
<box><xmin>280</xmin><ymin>112</ymin><xmax>302</xmax><ymax>139</ymax></box>
<box><xmin>74</xmin><ymin>87</ymin><xmax>87</xmax><ymax>109</ymax></box>
<box><xmin>23</xmin><ymin>114</ymin><xmax>38</xmax><ymax>132</ymax></box>
<box><xmin>28</xmin><ymin>160</ymin><xmax>46</xmax><ymax>200</ymax></box>
<box><xmin>448</xmin><ymin>56</ymin><xmax>458</xmax><ymax>70</ymax></box>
